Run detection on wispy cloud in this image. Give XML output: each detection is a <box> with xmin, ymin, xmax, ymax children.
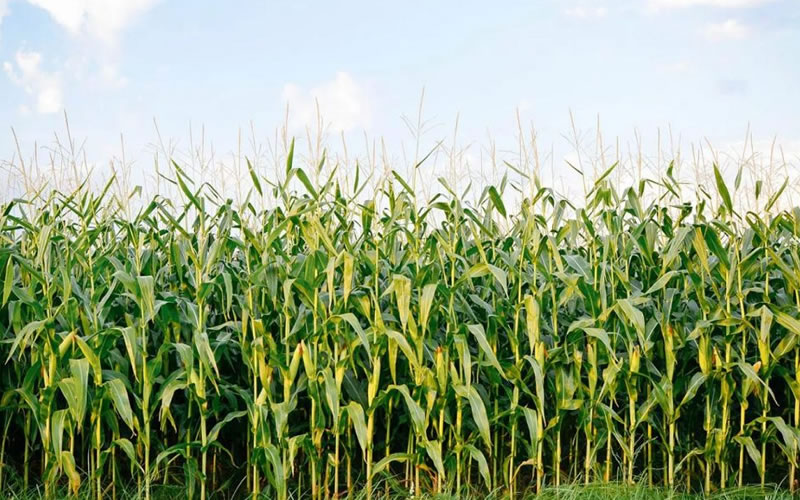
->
<box><xmin>3</xmin><ymin>49</ymin><xmax>62</xmax><ymax>114</ymax></box>
<box><xmin>282</xmin><ymin>72</ymin><xmax>372</xmax><ymax>133</ymax></box>
<box><xmin>3</xmin><ymin>1</ymin><xmax>157</xmax><ymax>110</ymax></box>
<box><xmin>564</xmin><ymin>6</ymin><xmax>608</xmax><ymax>18</ymax></box>
<box><xmin>62</xmin><ymin>55</ymin><xmax>130</xmax><ymax>89</ymax></box>
<box><xmin>25</xmin><ymin>0</ymin><xmax>162</xmax><ymax>44</ymax></box>
<box><xmin>704</xmin><ymin>19</ymin><xmax>751</xmax><ymax>40</ymax></box>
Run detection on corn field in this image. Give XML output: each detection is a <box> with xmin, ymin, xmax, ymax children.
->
<box><xmin>2</xmin><ymin>147</ymin><xmax>800</xmax><ymax>499</ymax></box>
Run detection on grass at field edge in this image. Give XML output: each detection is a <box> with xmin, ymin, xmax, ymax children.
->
<box><xmin>1</xmin><ymin>482</ymin><xmax>795</xmax><ymax>499</ymax></box>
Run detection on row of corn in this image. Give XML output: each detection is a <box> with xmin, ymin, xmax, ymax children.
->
<box><xmin>1</xmin><ymin>152</ymin><xmax>800</xmax><ymax>499</ymax></box>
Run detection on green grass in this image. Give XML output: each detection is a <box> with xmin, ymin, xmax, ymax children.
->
<box><xmin>3</xmin><ymin>481</ymin><xmax>796</xmax><ymax>499</ymax></box>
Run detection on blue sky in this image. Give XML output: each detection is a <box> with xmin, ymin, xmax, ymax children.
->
<box><xmin>1</xmin><ymin>0</ymin><xmax>799</xmax><ymax>178</ymax></box>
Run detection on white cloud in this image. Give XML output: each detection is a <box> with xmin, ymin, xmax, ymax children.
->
<box><xmin>25</xmin><ymin>0</ymin><xmax>161</xmax><ymax>43</ymax></box>
<box><xmin>1</xmin><ymin>2</ymin><xmax>154</xmax><ymax>110</ymax></box>
<box><xmin>650</xmin><ymin>0</ymin><xmax>773</xmax><ymax>8</ymax></box>
<box><xmin>704</xmin><ymin>19</ymin><xmax>751</xmax><ymax>40</ymax></box>
<box><xmin>3</xmin><ymin>50</ymin><xmax>63</xmax><ymax>114</ymax></box>
<box><xmin>282</xmin><ymin>72</ymin><xmax>371</xmax><ymax>133</ymax></box>
<box><xmin>99</xmin><ymin>63</ymin><xmax>128</xmax><ymax>88</ymax></box>
<box><xmin>564</xmin><ymin>6</ymin><xmax>608</xmax><ymax>18</ymax></box>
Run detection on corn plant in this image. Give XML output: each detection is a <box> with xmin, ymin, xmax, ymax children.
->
<box><xmin>2</xmin><ymin>155</ymin><xmax>800</xmax><ymax>499</ymax></box>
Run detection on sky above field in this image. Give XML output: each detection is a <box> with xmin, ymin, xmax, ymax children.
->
<box><xmin>1</xmin><ymin>0</ymin><xmax>799</xmax><ymax>176</ymax></box>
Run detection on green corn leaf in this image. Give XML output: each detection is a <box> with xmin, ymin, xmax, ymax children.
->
<box><xmin>120</xmin><ymin>326</ymin><xmax>139</xmax><ymax>381</ymax></box>
<box><xmin>106</xmin><ymin>378</ymin><xmax>134</xmax><ymax>431</ymax></box>
<box><xmin>524</xmin><ymin>295</ymin><xmax>540</xmax><ymax>350</ymax></box>
<box><xmin>524</xmin><ymin>356</ymin><xmax>546</xmax><ymax>412</ymax></box>
<box><xmin>286</xmin><ymin>137</ymin><xmax>295</xmax><ymax>174</ymax></box>
<box><xmin>371</xmin><ymin>453</ymin><xmax>413</xmax><ymax>477</ymax></box>
<box><xmin>464</xmin><ymin>443</ymin><xmax>492</xmax><ymax>490</ymax></box>
<box><xmin>389</xmin><ymin>384</ymin><xmax>424</xmax><ymax>435</ymax></box>
<box><xmin>2</xmin><ymin>256</ymin><xmax>13</xmax><ymax>306</ymax></box>
<box><xmin>246</xmin><ymin>157</ymin><xmax>262</xmax><ymax>196</ymax></box>
<box><xmin>775</xmin><ymin>312</ymin><xmax>800</xmax><ymax>359</ymax></box>
<box><xmin>713</xmin><ymin>163</ymin><xmax>733</xmax><ymax>214</ymax></box>
<box><xmin>766</xmin><ymin>177</ymin><xmax>789</xmax><ymax>212</ymax></box>
<box><xmin>488</xmin><ymin>186</ymin><xmax>506</xmax><ymax>217</ymax></box>
<box><xmin>342</xmin><ymin>252</ymin><xmax>354</xmax><ymax>303</ymax></box>
<box><xmin>172</xmin><ymin>162</ymin><xmax>203</xmax><ymax>212</ymax></box>
<box><xmin>419</xmin><ymin>283</ymin><xmax>437</xmax><ymax>330</ymax></box>
<box><xmin>385</xmin><ymin>329</ymin><xmax>420</xmax><ymax>376</ymax></box>
<box><xmin>467</xmin><ymin>324</ymin><xmax>504</xmax><ymax>377</ymax></box>
<box><xmin>617</xmin><ymin>299</ymin><xmax>645</xmax><ymax>339</ymax></box>
<box><xmin>769</xmin><ymin>416</ymin><xmax>798</xmax><ymax>452</ymax></box>
<box><xmin>205</xmin><ymin>410</ymin><xmax>247</xmax><ymax>450</ymax></box>
<box><xmin>346</xmin><ymin>401</ymin><xmax>368</xmax><ymax>457</ymax></box>
<box><xmin>113</xmin><ymin>438</ymin><xmax>137</xmax><ymax>465</ymax></box>
<box><xmin>61</xmin><ymin>451</ymin><xmax>81</xmax><ymax>495</ymax></box>
<box><xmin>58</xmin><ymin>377</ymin><xmax>86</xmax><ymax>429</ymax></box>
<box><xmin>645</xmin><ymin>270</ymin><xmax>679</xmax><ymax>295</ymax></box>
<box><xmin>392</xmin><ymin>274</ymin><xmax>411</xmax><ymax>330</ymax></box>
<box><xmin>194</xmin><ymin>330</ymin><xmax>220</xmax><ymax>378</ymax></box>
<box><xmin>677</xmin><ymin>373</ymin><xmax>706</xmax><ymax>413</ymax></box>
<box><xmin>423</xmin><ymin>439</ymin><xmax>446</xmax><ymax>481</ymax></box>
<box><xmin>335</xmin><ymin>313</ymin><xmax>371</xmax><ymax>362</ymax></box>
<box><xmin>73</xmin><ymin>336</ymin><xmax>102</xmax><ymax>386</ymax></box>
<box><xmin>51</xmin><ymin>409</ymin><xmax>67</xmax><ymax>458</ymax></box>
<box><xmin>467</xmin><ymin>385</ymin><xmax>492</xmax><ymax>449</ymax></box>
<box><xmin>734</xmin><ymin>436</ymin><xmax>762</xmax><ymax>470</ymax></box>
<box><xmin>294</xmin><ymin>168</ymin><xmax>319</xmax><ymax>200</ymax></box>
<box><xmin>521</xmin><ymin>406</ymin><xmax>539</xmax><ymax>446</ymax></box>
<box><xmin>323</xmin><ymin>367</ymin><xmax>339</xmax><ymax>421</ymax></box>
<box><xmin>265</xmin><ymin>443</ymin><xmax>286</xmax><ymax>499</ymax></box>
<box><xmin>6</xmin><ymin>319</ymin><xmax>47</xmax><ymax>362</ymax></box>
